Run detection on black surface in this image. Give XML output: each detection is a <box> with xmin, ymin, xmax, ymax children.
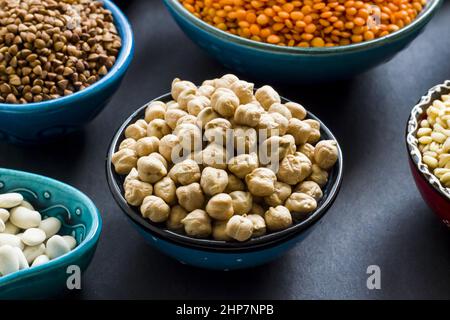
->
<box><xmin>1</xmin><ymin>0</ymin><xmax>450</xmax><ymax>299</ymax></box>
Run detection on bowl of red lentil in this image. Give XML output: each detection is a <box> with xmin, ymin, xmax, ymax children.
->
<box><xmin>163</xmin><ymin>0</ymin><xmax>442</xmax><ymax>82</ymax></box>
<box><xmin>406</xmin><ymin>80</ymin><xmax>450</xmax><ymax>228</ymax></box>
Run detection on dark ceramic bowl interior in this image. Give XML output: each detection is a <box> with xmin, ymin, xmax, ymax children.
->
<box><xmin>406</xmin><ymin>80</ymin><xmax>450</xmax><ymax>201</ymax></box>
<box><xmin>107</xmin><ymin>93</ymin><xmax>343</xmax><ymax>252</ymax></box>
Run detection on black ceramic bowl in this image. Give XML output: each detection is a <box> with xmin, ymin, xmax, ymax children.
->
<box><xmin>106</xmin><ymin>93</ymin><xmax>343</xmax><ymax>269</ymax></box>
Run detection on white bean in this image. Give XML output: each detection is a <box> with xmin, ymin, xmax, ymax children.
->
<box><xmin>46</xmin><ymin>235</ymin><xmax>70</xmax><ymax>259</ymax></box>
<box><xmin>39</xmin><ymin>217</ymin><xmax>61</xmax><ymax>239</ymax></box>
<box><xmin>14</xmin><ymin>247</ymin><xmax>29</xmax><ymax>270</ymax></box>
<box><xmin>20</xmin><ymin>201</ymin><xmax>35</xmax><ymax>210</ymax></box>
<box><xmin>0</xmin><ymin>208</ymin><xmax>9</xmax><ymax>222</ymax></box>
<box><xmin>0</xmin><ymin>219</ymin><xmax>5</xmax><ymax>233</ymax></box>
<box><xmin>22</xmin><ymin>228</ymin><xmax>46</xmax><ymax>246</ymax></box>
<box><xmin>23</xmin><ymin>244</ymin><xmax>46</xmax><ymax>264</ymax></box>
<box><xmin>0</xmin><ymin>234</ymin><xmax>24</xmax><ymax>249</ymax></box>
<box><xmin>31</xmin><ymin>255</ymin><xmax>50</xmax><ymax>267</ymax></box>
<box><xmin>62</xmin><ymin>235</ymin><xmax>77</xmax><ymax>250</ymax></box>
<box><xmin>0</xmin><ymin>193</ymin><xmax>24</xmax><ymax>209</ymax></box>
<box><xmin>9</xmin><ymin>206</ymin><xmax>41</xmax><ymax>229</ymax></box>
<box><xmin>3</xmin><ymin>221</ymin><xmax>20</xmax><ymax>235</ymax></box>
<box><xmin>0</xmin><ymin>245</ymin><xmax>19</xmax><ymax>276</ymax></box>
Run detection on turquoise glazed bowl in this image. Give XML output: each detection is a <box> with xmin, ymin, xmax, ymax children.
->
<box><xmin>0</xmin><ymin>169</ymin><xmax>102</xmax><ymax>299</ymax></box>
<box><xmin>106</xmin><ymin>93</ymin><xmax>343</xmax><ymax>270</ymax></box>
<box><xmin>0</xmin><ymin>0</ymin><xmax>134</xmax><ymax>144</ymax></box>
<box><xmin>163</xmin><ymin>0</ymin><xmax>442</xmax><ymax>82</ymax></box>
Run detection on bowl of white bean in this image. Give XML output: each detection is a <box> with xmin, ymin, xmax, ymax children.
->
<box><xmin>106</xmin><ymin>74</ymin><xmax>343</xmax><ymax>270</ymax></box>
<box><xmin>406</xmin><ymin>80</ymin><xmax>450</xmax><ymax>227</ymax></box>
<box><xmin>0</xmin><ymin>168</ymin><xmax>101</xmax><ymax>299</ymax></box>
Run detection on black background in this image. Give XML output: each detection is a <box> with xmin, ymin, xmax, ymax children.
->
<box><xmin>1</xmin><ymin>0</ymin><xmax>450</xmax><ymax>299</ymax></box>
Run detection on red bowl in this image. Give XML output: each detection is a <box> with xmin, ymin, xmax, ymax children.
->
<box><xmin>406</xmin><ymin>80</ymin><xmax>450</xmax><ymax>228</ymax></box>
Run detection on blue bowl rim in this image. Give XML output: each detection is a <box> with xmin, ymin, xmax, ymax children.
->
<box><xmin>0</xmin><ymin>168</ymin><xmax>102</xmax><ymax>287</ymax></box>
<box><xmin>106</xmin><ymin>92</ymin><xmax>344</xmax><ymax>253</ymax></box>
<box><xmin>0</xmin><ymin>0</ymin><xmax>134</xmax><ymax>113</ymax></box>
<box><xmin>163</xmin><ymin>0</ymin><xmax>442</xmax><ymax>55</ymax></box>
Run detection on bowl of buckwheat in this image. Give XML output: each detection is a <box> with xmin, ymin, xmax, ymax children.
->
<box><xmin>407</xmin><ymin>80</ymin><xmax>450</xmax><ymax>227</ymax></box>
<box><xmin>0</xmin><ymin>0</ymin><xmax>134</xmax><ymax>144</ymax></box>
<box><xmin>106</xmin><ymin>74</ymin><xmax>343</xmax><ymax>270</ymax></box>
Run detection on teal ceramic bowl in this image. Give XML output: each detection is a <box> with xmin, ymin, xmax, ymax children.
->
<box><xmin>0</xmin><ymin>169</ymin><xmax>102</xmax><ymax>299</ymax></box>
<box><xmin>163</xmin><ymin>0</ymin><xmax>442</xmax><ymax>82</ymax></box>
<box><xmin>0</xmin><ymin>0</ymin><xmax>134</xmax><ymax>144</ymax></box>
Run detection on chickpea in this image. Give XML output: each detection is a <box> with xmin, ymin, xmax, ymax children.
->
<box><xmin>147</xmin><ymin>119</ymin><xmax>171</xmax><ymax>139</ymax></box>
<box><xmin>277</xmin><ymin>153</ymin><xmax>312</xmax><ymax>185</ymax></box>
<box><xmin>137</xmin><ymin>155</ymin><xmax>167</xmax><ymax>183</ymax></box>
<box><xmin>124</xmin><ymin>179</ymin><xmax>153</xmax><ymax>207</ymax></box>
<box><xmin>314</xmin><ymin>140</ymin><xmax>338</xmax><ymax>170</ymax></box>
<box><xmin>145</xmin><ymin>101</ymin><xmax>166</xmax><ymax>122</ymax></box>
<box><xmin>297</xmin><ymin>143</ymin><xmax>315</xmax><ymax>161</ymax></box>
<box><xmin>166</xmin><ymin>205</ymin><xmax>188</xmax><ymax>232</ymax></box>
<box><xmin>167</xmin><ymin>101</ymin><xmax>181</xmax><ymax>110</ymax></box>
<box><xmin>230</xmin><ymin>191</ymin><xmax>253</xmax><ymax>215</ymax></box>
<box><xmin>249</xmin><ymin>203</ymin><xmax>265</xmax><ymax>216</ymax></box>
<box><xmin>213</xmin><ymin>74</ymin><xmax>239</xmax><ymax>89</ymax></box>
<box><xmin>295</xmin><ymin>181</ymin><xmax>323</xmax><ymax>201</ymax></box>
<box><xmin>174</xmin><ymin>123</ymin><xmax>203</xmax><ymax>151</ymax></box>
<box><xmin>258</xmin><ymin>113</ymin><xmax>282</xmax><ymax>137</ymax></box>
<box><xmin>125</xmin><ymin>122</ymin><xmax>147</xmax><ymax>140</ymax></box>
<box><xmin>187</xmin><ymin>96</ymin><xmax>210</xmax><ymax>116</ymax></box>
<box><xmin>211</xmin><ymin>88</ymin><xmax>240</xmax><ymax>118</ymax></box>
<box><xmin>245</xmin><ymin>168</ymin><xmax>276</xmax><ymax>197</ymax></box>
<box><xmin>309</xmin><ymin>164</ymin><xmax>329</xmax><ymax>187</ymax></box>
<box><xmin>200</xmin><ymin>167</ymin><xmax>228</xmax><ymax>196</ymax></box>
<box><xmin>119</xmin><ymin>138</ymin><xmax>136</xmax><ymax>151</ymax></box>
<box><xmin>169</xmin><ymin>159</ymin><xmax>201</xmax><ymax>185</ymax></box>
<box><xmin>234</xmin><ymin>103</ymin><xmax>264</xmax><ymax>127</ymax></box>
<box><xmin>270</xmin><ymin>112</ymin><xmax>289</xmax><ymax>136</ymax></box>
<box><xmin>206</xmin><ymin>193</ymin><xmax>234</xmax><ymax>220</ymax></box>
<box><xmin>176</xmin><ymin>183</ymin><xmax>205</xmax><ymax>211</ymax></box>
<box><xmin>231</xmin><ymin>80</ymin><xmax>254</xmax><ymax>104</ymax></box>
<box><xmin>177</xmin><ymin>88</ymin><xmax>197</xmax><ymax>110</ymax></box>
<box><xmin>228</xmin><ymin>153</ymin><xmax>259</xmax><ymax>179</ymax></box>
<box><xmin>285</xmin><ymin>193</ymin><xmax>317</xmax><ymax>220</ymax></box>
<box><xmin>225</xmin><ymin>174</ymin><xmax>246</xmax><ymax>193</ymax></box>
<box><xmin>269</xmin><ymin>103</ymin><xmax>292</xmax><ymax>120</ymax></box>
<box><xmin>135</xmin><ymin>137</ymin><xmax>160</xmax><ymax>157</ymax></box>
<box><xmin>197</xmin><ymin>85</ymin><xmax>215</xmax><ymax>99</ymax></box>
<box><xmin>140</xmin><ymin>196</ymin><xmax>170</xmax><ymax>223</ymax></box>
<box><xmin>148</xmin><ymin>152</ymin><xmax>168</xmax><ymax>169</ymax></box>
<box><xmin>260</xmin><ymin>135</ymin><xmax>294</xmax><ymax>162</ymax></box>
<box><xmin>234</xmin><ymin>126</ymin><xmax>258</xmax><ymax>154</ymax></box>
<box><xmin>196</xmin><ymin>107</ymin><xmax>220</xmax><ymax>128</ymax></box>
<box><xmin>264</xmin><ymin>182</ymin><xmax>292</xmax><ymax>207</ymax></box>
<box><xmin>304</xmin><ymin>119</ymin><xmax>321</xmax><ymax>143</ymax></box>
<box><xmin>171</xmin><ymin>78</ymin><xmax>196</xmax><ymax>101</ymax></box>
<box><xmin>123</xmin><ymin>167</ymin><xmax>139</xmax><ymax>189</ymax></box>
<box><xmin>255</xmin><ymin>85</ymin><xmax>281</xmax><ymax>110</ymax></box>
<box><xmin>264</xmin><ymin>206</ymin><xmax>292</xmax><ymax>231</ymax></box>
<box><xmin>205</xmin><ymin>118</ymin><xmax>232</xmax><ymax>144</ymax></box>
<box><xmin>226</xmin><ymin>215</ymin><xmax>253</xmax><ymax>242</ymax></box>
<box><xmin>165</xmin><ymin>109</ymin><xmax>188</xmax><ymax>130</ymax></box>
<box><xmin>212</xmin><ymin>221</ymin><xmax>232</xmax><ymax>241</ymax></box>
<box><xmin>181</xmin><ymin>209</ymin><xmax>212</xmax><ymax>238</ymax></box>
<box><xmin>287</xmin><ymin>119</ymin><xmax>312</xmax><ymax>145</ymax></box>
<box><xmin>154</xmin><ymin>176</ymin><xmax>177</xmax><ymax>205</ymax></box>
<box><xmin>202</xmin><ymin>143</ymin><xmax>228</xmax><ymax>170</ymax></box>
<box><xmin>112</xmin><ymin>148</ymin><xmax>138</xmax><ymax>175</ymax></box>
<box><xmin>285</xmin><ymin>102</ymin><xmax>306</xmax><ymax>120</ymax></box>
<box><xmin>247</xmin><ymin>214</ymin><xmax>266</xmax><ymax>237</ymax></box>
<box><xmin>159</xmin><ymin>134</ymin><xmax>181</xmax><ymax>162</ymax></box>
<box><xmin>177</xmin><ymin>115</ymin><xmax>198</xmax><ymax>127</ymax></box>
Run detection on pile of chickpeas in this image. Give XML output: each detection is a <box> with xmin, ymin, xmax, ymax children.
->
<box><xmin>417</xmin><ymin>94</ymin><xmax>450</xmax><ymax>188</ymax></box>
<box><xmin>179</xmin><ymin>0</ymin><xmax>426</xmax><ymax>47</ymax></box>
<box><xmin>111</xmin><ymin>74</ymin><xmax>339</xmax><ymax>242</ymax></box>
